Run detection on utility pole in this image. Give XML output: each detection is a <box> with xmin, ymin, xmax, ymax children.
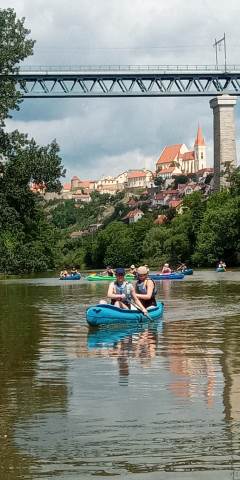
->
<box><xmin>213</xmin><ymin>33</ymin><xmax>227</xmax><ymax>71</ymax></box>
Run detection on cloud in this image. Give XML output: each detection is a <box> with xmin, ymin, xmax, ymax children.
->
<box><xmin>3</xmin><ymin>0</ymin><xmax>240</xmax><ymax>180</ymax></box>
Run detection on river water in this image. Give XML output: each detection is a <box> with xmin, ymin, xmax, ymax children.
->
<box><xmin>0</xmin><ymin>270</ymin><xmax>240</xmax><ymax>479</ymax></box>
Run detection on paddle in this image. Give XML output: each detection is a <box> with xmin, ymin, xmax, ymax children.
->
<box><xmin>129</xmin><ymin>299</ymin><xmax>153</xmax><ymax>322</ymax></box>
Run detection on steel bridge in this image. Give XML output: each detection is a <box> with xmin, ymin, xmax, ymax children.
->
<box><xmin>6</xmin><ymin>64</ymin><xmax>240</xmax><ymax>98</ymax></box>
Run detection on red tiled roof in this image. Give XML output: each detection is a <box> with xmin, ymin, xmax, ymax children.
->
<box><xmin>169</xmin><ymin>200</ymin><xmax>182</xmax><ymax>208</ymax></box>
<box><xmin>127</xmin><ymin>170</ymin><xmax>147</xmax><ymax>178</ymax></box>
<box><xmin>157</xmin><ymin>144</ymin><xmax>182</xmax><ymax>164</ymax></box>
<box><xmin>122</xmin><ymin>209</ymin><xmax>144</xmax><ymax>219</ymax></box>
<box><xmin>194</xmin><ymin>126</ymin><xmax>205</xmax><ymax>146</ymax></box>
<box><xmin>63</xmin><ymin>183</ymin><xmax>71</xmax><ymax>191</ymax></box>
<box><xmin>165</xmin><ymin>189</ymin><xmax>179</xmax><ymax>195</ymax></box>
<box><xmin>158</xmin><ymin>167</ymin><xmax>176</xmax><ymax>174</ymax></box>
<box><xmin>182</xmin><ymin>151</ymin><xmax>195</xmax><ymax>161</ymax></box>
<box><xmin>71</xmin><ymin>176</ymin><xmax>80</xmax><ymax>180</ymax></box>
<box><xmin>155</xmin><ymin>192</ymin><xmax>165</xmax><ymax>200</ymax></box>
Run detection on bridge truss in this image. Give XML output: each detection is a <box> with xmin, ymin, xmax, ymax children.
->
<box><xmin>5</xmin><ymin>65</ymin><xmax>240</xmax><ymax>98</ymax></box>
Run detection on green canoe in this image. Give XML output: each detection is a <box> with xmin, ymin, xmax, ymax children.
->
<box><xmin>86</xmin><ymin>274</ymin><xmax>135</xmax><ymax>281</ymax></box>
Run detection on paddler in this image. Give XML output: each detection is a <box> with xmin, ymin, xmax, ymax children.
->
<box><xmin>128</xmin><ymin>264</ymin><xmax>137</xmax><ymax>276</ymax></box>
<box><xmin>107</xmin><ymin>267</ymin><xmax>148</xmax><ymax>313</ymax></box>
<box><xmin>101</xmin><ymin>265</ymin><xmax>114</xmax><ymax>277</ymax></box>
<box><xmin>135</xmin><ymin>266</ymin><xmax>157</xmax><ymax>308</ymax></box>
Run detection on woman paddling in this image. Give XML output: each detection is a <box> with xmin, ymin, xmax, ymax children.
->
<box><xmin>107</xmin><ymin>267</ymin><xmax>148</xmax><ymax>314</ymax></box>
<box><xmin>135</xmin><ymin>266</ymin><xmax>157</xmax><ymax>308</ymax></box>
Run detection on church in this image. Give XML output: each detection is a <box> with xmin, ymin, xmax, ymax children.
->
<box><xmin>156</xmin><ymin>126</ymin><xmax>206</xmax><ymax>179</ymax></box>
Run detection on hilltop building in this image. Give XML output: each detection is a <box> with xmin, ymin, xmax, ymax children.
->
<box><xmin>156</xmin><ymin>126</ymin><xmax>206</xmax><ymax>179</ymax></box>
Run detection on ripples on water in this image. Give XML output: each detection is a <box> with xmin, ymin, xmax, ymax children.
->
<box><xmin>0</xmin><ymin>270</ymin><xmax>240</xmax><ymax>479</ymax></box>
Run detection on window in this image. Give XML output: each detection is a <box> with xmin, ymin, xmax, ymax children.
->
<box><xmin>201</xmin><ymin>153</ymin><xmax>204</xmax><ymax>159</ymax></box>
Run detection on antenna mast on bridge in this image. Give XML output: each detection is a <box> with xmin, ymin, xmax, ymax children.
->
<box><xmin>213</xmin><ymin>33</ymin><xmax>227</xmax><ymax>71</ymax></box>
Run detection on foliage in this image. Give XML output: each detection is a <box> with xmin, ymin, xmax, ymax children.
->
<box><xmin>193</xmin><ymin>192</ymin><xmax>240</xmax><ymax>265</ymax></box>
<box><xmin>172</xmin><ymin>174</ymin><xmax>188</xmax><ymax>188</ymax></box>
<box><xmin>0</xmin><ymin>8</ymin><xmax>35</xmax><ymax>125</ymax></box>
<box><xmin>154</xmin><ymin>175</ymin><xmax>165</xmax><ymax>189</ymax></box>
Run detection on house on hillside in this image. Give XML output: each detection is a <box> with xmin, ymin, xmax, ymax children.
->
<box><xmin>122</xmin><ymin>209</ymin><xmax>144</xmax><ymax>224</ymax></box>
<box><xmin>127</xmin><ymin>170</ymin><xmax>153</xmax><ymax>189</ymax></box>
<box><xmin>71</xmin><ymin>176</ymin><xmax>95</xmax><ymax>193</ymax></box>
<box><xmin>168</xmin><ymin>200</ymin><xmax>184</xmax><ymax>214</ymax></box>
<box><xmin>151</xmin><ymin>192</ymin><xmax>165</xmax><ymax>207</ymax></box>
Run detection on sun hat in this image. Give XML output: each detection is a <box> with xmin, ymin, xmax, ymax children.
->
<box><xmin>130</xmin><ymin>264</ymin><xmax>135</xmax><ymax>269</ymax></box>
<box><xmin>137</xmin><ymin>266</ymin><xmax>148</xmax><ymax>275</ymax></box>
<box><xmin>115</xmin><ymin>267</ymin><xmax>125</xmax><ymax>275</ymax></box>
<box><xmin>164</xmin><ymin>263</ymin><xmax>169</xmax><ymax>267</ymax></box>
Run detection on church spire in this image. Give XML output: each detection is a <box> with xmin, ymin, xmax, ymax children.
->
<box><xmin>194</xmin><ymin>125</ymin><xmax>205</xmax><ymax>146</ymax></box>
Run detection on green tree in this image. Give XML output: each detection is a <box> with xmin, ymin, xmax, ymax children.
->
<box><xmin>0</xmin><ymin>8</ymin><xmax>35</xmax><ymax>124</ymax></box>
<box><xmin>193</xmin><ymin>192</ymin><xmax>240</xmax><ymax>265</ymax></box>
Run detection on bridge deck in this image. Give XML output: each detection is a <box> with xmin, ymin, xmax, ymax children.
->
<box><xmin>4</xmin><ymin>64</ymin><xmax>240</xmax><ymax>97</ymax></box>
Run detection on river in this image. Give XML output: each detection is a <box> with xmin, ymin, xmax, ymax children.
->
<box><xmin>0</xmin><ymin>270</ymin><xmax>240</xmax><ymax>479</ymax></box>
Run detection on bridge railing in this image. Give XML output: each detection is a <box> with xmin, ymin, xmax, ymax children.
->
<box><xmin>18</xmin><ymin>64</ymin><xmax>240</xmax><ymax>74</ymax></box>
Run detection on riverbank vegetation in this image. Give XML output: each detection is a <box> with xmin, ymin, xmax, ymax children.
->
<box><xmin>1</xmin><ymin>8</ymin><xmax>240</xmax><ymax>273</ymax></box>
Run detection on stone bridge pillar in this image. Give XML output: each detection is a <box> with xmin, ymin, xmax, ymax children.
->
<box><xmin>210</xmin><ymin>95</ymin><xmax>237</xmax><ymax>191</ymax></box>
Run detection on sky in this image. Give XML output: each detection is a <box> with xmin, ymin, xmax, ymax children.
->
<box><xmin>2</xmin><ymin>0</ymin><xmax>240</xmax><ymax>181</ymax></box>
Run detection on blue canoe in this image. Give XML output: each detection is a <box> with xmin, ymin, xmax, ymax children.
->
<box><xmin>149</xmin><ymin>273</ymin><xmax>184</xmax><ymax>281</ymax></box>
<box><xmin>182</xmin><ymin>268</ymin><xmax>193</xmax><ymax>275</ymax></box>
<box><xmin>216</xmin><ymin>267</ymin><xmax>226</xmax><ymax>272</ymax></box>
<box><xmin>86</xmin><ymin>301</ymin><xmax>164</xmax><ymax>326</ymax></box>
<box><xmin>59</xmin><ymin>274</ymin><xmax>81</xmax><ymax>280</ymax></box>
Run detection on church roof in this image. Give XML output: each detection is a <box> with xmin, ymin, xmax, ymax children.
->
<box><xmin>157</xmin><ymin>144</ymin><xmax>183</xmax><ymax>164</ymax></box>
<box><xmin>194</xmin><ymin>126</ymin><xmax>205</xmax><ymax>146</ymax></box>
<box><xmin>182</xmin><ymin>151</ymin><xmax>195</xmax><ymax>161</ymax></box>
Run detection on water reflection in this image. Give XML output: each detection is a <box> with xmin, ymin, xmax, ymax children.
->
<box><xmin>87</xmin><ymin>323</ymin><xmax>162</xmax><ymax>383</ymax></box>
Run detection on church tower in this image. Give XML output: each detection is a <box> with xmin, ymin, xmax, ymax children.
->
<box><xmin>194</xmin><ymin>126</ymin><xmax>206</xmax><ymax>171</ymax></box>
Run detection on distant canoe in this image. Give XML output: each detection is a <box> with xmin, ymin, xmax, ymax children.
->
<box><xmin>86</xmin><ymin>301</ymin><xmax>164</xmax><ymax>326</ymax></box>
<box><xmin>86</xmin><ymin>274</ymin><xmax>134</xmax><ymax>282</ymax></box>
<box><xmin>59</xmin><ymin>274</ymin><xmax>81</xmax><ymax>280</ymax></box>
<box><xmin>149</xmin><ymin>273</ymin><xmax>184</xmax><ymax>281</ymax></box>
<box><xmin>182</xmin><ymin>269</ymin><xmax>193</xmax><ymax>275</ymax></box>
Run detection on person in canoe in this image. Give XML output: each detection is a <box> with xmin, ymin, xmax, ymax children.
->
<box><xmin>101</xmin><ymin>265</ymin><xmax>115</xmax><ymax>277</ymax></box>
<box><xmin>135</xmin><ymin>266</ymin><xmax>157</xmax><ymax>309</ymax></box>
<box><xmin>218</xmin><ymin>260</ymin><xmax>226</xmax><ymax>270</ymax></box>
<box><xmin>161</xmin><ymin>263</ymin><xmax>172</xmax><ymax>274</ymax></box>
<box><xmin>177</xmin><ymin>262</ymin><xmax>187</xmax><ymax>272</ymax></box>
<box><xmin>60</xmin><ymin>268</ymin><xmax>68</xmax><ymax>278</ymax></box>
<box><xmin>107</xmin><ymin>267</ymin><xmax>148</xmax><ymax>314</ymax></box>
<box><xmin>128</xmin><ymin>264</ymin><xmax>137</xmax><ymax>276</ymax></box>
<box><xmin>70</xmin><ymin>266</ymin><xmax>79</xmax><ymax>276</ymax></box>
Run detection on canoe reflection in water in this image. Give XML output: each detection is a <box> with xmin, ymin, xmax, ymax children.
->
<box><xmin>87</xmin><ymin>321</ymin><xmax>163</xmax><ymax>381</ymax></box>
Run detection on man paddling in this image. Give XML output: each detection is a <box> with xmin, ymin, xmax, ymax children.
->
<box><xmin>107</xmin><ymin>267</ymin><xmax>148</xmax><ymax>314</ymax></box>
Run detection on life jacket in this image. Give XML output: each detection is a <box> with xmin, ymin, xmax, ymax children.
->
<box><xmin>111</xmin><ymin>281</ymin><xmax>132</xmax><ymax>306</ymax></box>
<box><xmin>135</xmin><ymin>279</ymin><xmax>157</xmax><ymax>308</ymax></box>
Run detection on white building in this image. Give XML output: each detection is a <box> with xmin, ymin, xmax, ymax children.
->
<box><xmin>126</xmin><ymin>169</ymin><xmax>153</xmax><ymax>189</ymax></box>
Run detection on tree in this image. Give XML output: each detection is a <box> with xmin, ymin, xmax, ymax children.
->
<box><xmin>193</xmin><ymin>192</ymin><xmax>240</xmax><ymax>266</ymax></box>
<box><xmin>172</xmin><ymin>174</ymin><xmax>188</xmax><ymax>189</ymax></box>
<box><xmin>0</xmin><ymin>8</ymin><xmax>35</xmax><ymax>125</ymax></box>
<box><xmin>0</xmin><ymin>9</ymin><xmax>66</xmax><ymax>273</ymax></box>
<box><xmin>154</xmin><ymin>175</ymin><xmax>165</xmax><ymax>189</ymax></box>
